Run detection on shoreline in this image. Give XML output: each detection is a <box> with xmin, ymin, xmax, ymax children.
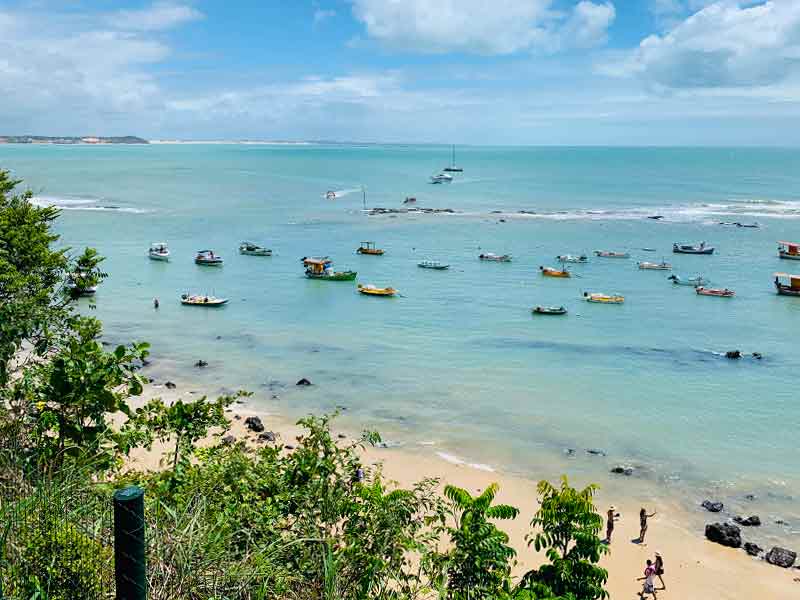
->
<box><xmin>125</xmin><ymin>378</ymin><xmax>799</xmax><ymax>599</ymax></box>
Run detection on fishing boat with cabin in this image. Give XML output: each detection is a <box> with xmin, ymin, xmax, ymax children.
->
<box><xmin>778</xmin><ymin>241</ymin><xmax>800</xmax><ymax>260</ymax></box>
<box><xmin>532</xmin><ymin>306</ymin><xmax>567</xmax><ymax>315</ymax></box>
<box><xmin>540</xmin><ymin>266</ymin><xmax>570</xmax><ymax>278</ymax></box>
<box><xmin>303</xmin><ymin>257</ymin><xmax>357</xmax><ymax>281</ymax></box>
<box><xmin>638</xmin><ymin>260</ymin><xmax>671</xmax><ymax>270</ymax></box>
<box><xmin>668</xmin><ymin>274</ymin><xmax>708</xmax><ymax>287</ymax></box>
<box><xmin>673</xmin><ymin>242</ymin><xmax>714</xmax><ymax>255</ymax></box>
<box><xmin>180</xmin><ymin>293</ymin><xmax>228</xmax><ymax>306</ymax></box>
<box><xmin>584</xmin><ymin>292</ymin><xmax>624</xmax><ymax>304</ymax></box>
<box><xmin>357</xmin><ymin>241</ymin><xmax>384</xmax><ymax>256</ymax></box>
<box><xmin>594</xmin><ymin>250</ymin><xmax>629</xmax><ymax>258</ymax></box>
<box><xmin>774</xmin><ymin>273</ymin><xmax>800</xmax><ymax>297</ymax></box>
<box><xmin>239</xmin><ymin>241</ymin><xmax>272</xmax><ymax>256</ymax></box>
<box><xmin>357</xmin><ymin>284</ymin><xmax>397</xmax><ymax>297</ymax></box>
<box><xmin>557</xmin><ymin>254</ymin><xmax>588</xmax><ymax>263</ymax></box>
<box><xmin>148</xmin><ymin>242</ymin><xmax>170</xmax><ymax>262</ymax></box>
<box><xmin>195</xmin><ymin>249</ymin><xmax>223</xmax><ymax>266</ymax></box>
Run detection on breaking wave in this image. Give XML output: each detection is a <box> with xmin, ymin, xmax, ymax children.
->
<box><xmin>32</xmin><ymin>195</ymin><xmax>150</xmax><ymax>214</ymax></box>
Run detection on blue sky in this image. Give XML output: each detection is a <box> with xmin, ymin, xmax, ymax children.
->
<box><xmin>0</xmin><ymin>0</ymin><xmax>798</xmax><ymax>144</ymax></box>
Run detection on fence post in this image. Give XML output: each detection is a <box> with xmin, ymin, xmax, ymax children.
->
<box><xmin>113</xmin><ymin>486</ymin><xmax>146</xmax><ymax>600</ymax></box>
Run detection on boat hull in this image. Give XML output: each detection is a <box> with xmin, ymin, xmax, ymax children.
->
<box><xmin>240</xmin><ymin>249</ymin><xmax>272</xmax><ymax>256</ymax></box>
<box><xmin>181</xmin><ymin>299</ymin><xmax>228</xmax><ymax>306</ymax></box>
<box><xmin>306</xmin><ymin>271</ymin><xmax>357</xmax><ymax>281</ymax></box>
<box><xmin>148</xmin><ymin>252</ymin><xmax>170</xmax><ymax>262</ymax></box>
<box><xmin>358</xmin><ymin>285</ymin><xmax>396</xmax><ymax>297</ymax></box>
<box><xmin>540</xmin><ymin>267</ymin><xmax>570</xmax><ymax>278</ymax></box>
<box><xmin>532</xmin><ymin>306</ymin><xmax>567</xmax><ymax>315</ymax></box>
<box><xmin>673</xmin><ymin>245</ymin><xmax>714</xmax><ymax>255</ymax></box>
<box><xmin>418</xmin><ymin>263</ymin><xmax>449</xmax><ymax>270</ymax></box>
<box><xmin>594</xmin><ymin>251</ymin><xmax>629</xmax><ymax>258</ymax></box>
<box><xmin>696</xmin><ymin>287</ymin><xmax>734</xmax><ymax>297</ymax></box>
<box><xmin>778</xmin><ymin>251</ymin><xmax>800</xmax><ymax>260</ymax></box>
<box><xmin>776</xmin><ymin>283</ymin><xmax>800</xmax><ymax>296</ymax></box>
<box><xmin>195</xmin><ymin>259</ymin><xmax>223</xmax><ymax>266</ymax></box>
<box><xmin>357</xmin><ymin>249</ymin><xmax>384</xmax><ymax>255</ymax></box>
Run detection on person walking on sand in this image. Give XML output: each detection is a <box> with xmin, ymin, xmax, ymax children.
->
<box><xmin>654</xmin><ymin>552</ymin><xmax>665</xmax><ymax>590</ymax></box>
<box><xmin>637</xmin><ymin>559</ymin><xmax>658</xmax><ymax>599</ymax></box>
<box><xmin>638</xmin><ymin>507</ymin><xmax>656</xmax><ymax>543</ymax></box>
<box><xmin>605</xmin><ymin>506</ymin><xmax>618</xmax><ymax>544</ymax></box>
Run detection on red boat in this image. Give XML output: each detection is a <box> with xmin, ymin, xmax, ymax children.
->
<box><xmin>696</xmin><ymin>286</ymin><xmax>734</xmax><ymax>298</ymax></box>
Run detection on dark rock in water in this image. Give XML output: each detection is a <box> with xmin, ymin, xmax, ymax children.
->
<box><xmin>725</xmin><ymin>350</ymin><xmax>742</xmax><ymax>359</ymax></box>
<box><xmin>296</xmin><ymin>378</ymin><xmax>312</xmax><ymax>386</ymax></box>
<box><xmin>221</xmin><ymin>435</ymin><xmax>235</xmax><ymax>445</ymax></box>
<box><xmin>765</xmin><ymin>547</ymin><xmax>797</xmax><ymax>568</ymax></box>
<box><xmin>744</xmin><ymin>542</ymin><xmax>764</xmax><ymax>556</ymax></box>
<box><xmin>258</xmin><ymin>431</ymin><xmax>277</xmax><ymax>443</ymax></box>
<box><xmin>586</xmin><ymin>448</ymin><xmax>606</xmax><ymax>456</ymax></box>
<box><xmin>705</xmin><ymin>522</ymin><xmax>741</xmax><ymax>548</ymax></box>
<box><xmin>244</xmin><ymin>416</ymin><xmax>264</xmax><ymax>433</ymax></box>
<box><xmin>775</xmin><ymin>519</ymin><xmax>789</xmax><ymax>526</ymax></box>
<box><xmin>702</xmin><ymin>500</ymin><xmax>724</xmax><ymax>513</ymax></box>
<box><xmin>565</xmin><ymin>448</ymin><xmax>576</xmax><ymax>456</ymax></box>
<box><xmin>195</xmin><ymin>359</ymin><xmax>208</xmax><ymax>368</ymax></box>
<box><xmin>744</xmin><ymin>493</ymin><xmax>757</xmax><ymax>501</ymax></box>
<box><xmin>216</xmin><ymin>335</ymin><xmax>222</xmax><ymax>340</ymax></box>
<box><xmin>284</xmin><ymin>444</ymin><xmax>295</xmax><ymax>450</ymax></box>
<box><xmin>611</xmin><ymin>466</ymin><xmax>634</xmax><ymax>476</ymax></box>
<box><xmin>734</xmin><ymin>515</ymin><xmax>761</xmax><ymax>527</ymax></box>
<box><xmin>752</xmin><ymin>352</ymin><xmax>763</xmax><ymax>360</ymax></box>
<box><xmin>165</xmin><ymin>381</ymin><xmax>177</xmax><ymax>389</ymax></box>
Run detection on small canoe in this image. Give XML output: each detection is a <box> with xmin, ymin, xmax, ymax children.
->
<box><xmin>358</xmin><ymin>284</ymin><xmax>397</xmax><ymax>297</ymax></box>
<box><xmin>418</xmin><ymin>260</ymin><xmax>450</xmax><ymax>270</ymax></box>
<box><xmin>594</xmin><ymin>250</ymin><xmax>630</xmax><ymax>258</ymax></box>
<box><xmin>673</xmin><ymin>243</ymin><xmax>714</xmax><ymax>255</ymax></box>
<box><xmin>696</xmin><ymin>287</ymin><xmax>734</xmax><ymax>297</ymax></box>
<box><xmin>668</xmin><ymin>274</ymin><xmax>708</xmax><ymax>287</ymax></box>
<box><xmin>584</xmin><ymin>292</ymin><xmax>624</xmax><ymax>304</ymax></box>
<box><xmin>239</xmin><ymin>242</ymin><xmax>272</xmax><ymax>256</ymax></box>
<box><xmin>540</xmin><ymin>266</ymin><xmax>570</xmax><ymax>278</ymax></box>
<box><xmin>556</xmin><ymin>254</ymin><xmax>588</xmax><ymax>263</ymax></box>
<box><xmin>479</xmin><ymin>253</ymin><xmax>512</xmax><ymax>262</ymax></box>
<box><xmin>180</xmin><ymin>294</ymin><xmax>228</xmax><ymax>306</ymax></box>
<box><xmin>532</xmin><ymin>306</ymin><xmax>567</xmax><ymax>315</ymax></box>
<box><xmin>638</xmin><ymin>261</ymin><xmax>671</xmax><ymax>270</ymax></box>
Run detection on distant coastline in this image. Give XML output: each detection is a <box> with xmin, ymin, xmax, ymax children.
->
<box><xmin>149</xmin><ymin>139</ymin><xmax>311</xmax><ymax>145</ymax></box>
<box><xmin>0</xmin><ymin>135</ymin><xmax>148</xmax><ymax>145</ymax></box>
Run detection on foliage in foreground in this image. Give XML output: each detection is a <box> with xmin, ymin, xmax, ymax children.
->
<box><xmin>0</xmin><ymin>170</ymin><xmax>610</xmax><ymax>599</ymax></box>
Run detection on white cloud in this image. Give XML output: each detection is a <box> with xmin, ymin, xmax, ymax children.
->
<box><xmin>603</xmin><ymin>1</ymin><xmax>800</xmax><ymax>90</ymax></box>
<box><xmin>109</xmin><ymin>2</ymin><xmax>203</xmax><ymax>32</ymax></box>
<box><xmin>350</xmin><ymin>0</ymin><xmax>615</xmax><ymax>55</ymax></box>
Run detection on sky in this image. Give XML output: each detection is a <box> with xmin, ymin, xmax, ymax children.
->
<box><xmin>0</xmin><ymin>0</ymin><xmax>799</xmax><ymax>145</ymax></box>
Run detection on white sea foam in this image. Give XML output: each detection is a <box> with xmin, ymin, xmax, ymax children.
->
<box><xmin>32</xmin><ymin>195</ymin><xmax>149</xmax><ymax>214</ymax></box>
<box><xmin>436</xmin><ymin>451</ymin><xmax>495</xmax><ymax>472</ymax></box>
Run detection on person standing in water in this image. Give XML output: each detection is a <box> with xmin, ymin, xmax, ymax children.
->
<box><xmin>605</xmin><ymin>506</ymin><xmax>618</xmax><ymax>543</ymax></box>
<box><xmin>654</xmin><ymin>552</ymin><xmax>665</xmax><ymax>590</ymax></box>
<box><xmin>638</xmin><ymin>507</ymin><xmax>656</xmax><ymax>543</ymax></box>
<box><xmin>153</xmin><ymin>297</ymin><xmax>159</xmax><ymax>309</ymax></box>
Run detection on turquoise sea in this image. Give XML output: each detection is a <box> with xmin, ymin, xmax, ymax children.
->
<box><xmin>2</xmin><ymin>143</ymin><xmax>799</xmax><ymax>545</ymax></box>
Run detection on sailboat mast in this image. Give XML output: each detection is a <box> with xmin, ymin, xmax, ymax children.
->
<box><xmin>452</xmin><ymin>144</ymin><xmax>455</xmax><ymax>168</ymax></box>
<box><xmin>362</xmin><ymin>186</ymin><xmax>366</xmax><ymax>211</ymax></box>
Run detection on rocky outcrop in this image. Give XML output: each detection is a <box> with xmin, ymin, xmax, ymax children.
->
<box><xmin>244</xmin><ymin>416</ymin><xmax>264</xmax><ymax>433</ymax></box>
<box><xmin>221</xmin><ymin>435</ymin><xmax>235</xmax><ymax>445</ymax></box>
<box><xmin>705</xmin><ymin>523</ymin><xmax>741</xmax><ymax>548</ymax></box>
<box><xmin>296</xmin><ymin>378</ymin><xmax>312</xmax><ymax>386</ymax></box>
<box><xmin>702</xmin><ymin>500</ymin><xmax>724</xmax><ymax>513</ymax></box>
<box><xmin>765</xmin><ymin>547</ymin><xmax>796</xmax><ymax>568</ymax></box>
<box><xmin>195</xmin><ymin>359</ymin><xmax>208</xmax><ymax>368</ymax></box>
<box><xmin>610</xmin><ymin>466</ymin><xmax>634</xmax><ymax>476</ymax></box>
<box><xmin>744</xmin><ymin>542</ymin><xmax>763</xmax><ymax>556</ymax></box>
<box><xmin>258</xmin><ymin>431</ymin><xmax>277</xmax><ymax>442</ymax></box>
<box><xmin>734</xmin><ymin>515</ymin><xmax>761</xmax><ymax>527</ymax></box>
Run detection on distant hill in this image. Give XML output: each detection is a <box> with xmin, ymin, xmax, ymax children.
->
<box><xmin>0</xmin><ymin>135</ymin><xmax>148</xmax><ymax>144</ymax></box>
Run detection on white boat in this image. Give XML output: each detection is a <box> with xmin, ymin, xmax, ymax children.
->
<box><xmin>239</xmin><ymin>241</ymin><xmax>272</xmax><ymax>256</ymax></box>
<box><xmin>429</xmin><ymin>172</ymin><xmax>453</xmax><ymax>184</ymax></box>
<box><xmin>418</xmin><ymin>260</ymin><xmax>450</xmax><ymax>270</ymax></box>
<box><xmin>557</xmin><ymin>254</ymin><xmax>588</xmax><ymax>263</ymax></box>
<box><xmin>180</xmin><ymin>293</ymin><xmax>228</xmax><ymax>307</ymax></box>
<box><xmin>66</xmin><ymin>277</ymin><xmax>97</xmax><ymax>297</ymax></box>
<box><xmin>148</xmin><ymin>242</ymin><xmax>170</xmax><ymax>262</ymax></box>
<box><xmin>479</xmin><ymin>253</ymin><xmax>512</xmax><ymax>262</ymax></box>
<box><xmin>638</xmin><ymin>260</ymin><xmax>671</xmax><ymax>270</ymax></box>
<box><xmin>667</xmin><ymin>274</ymin><xmax>708</xmax><ymax>287</ymax></box>
<box><xmin>195</xmin><ymin>250</ymin><xmax>223</xmax><ymax>266</ymax></box>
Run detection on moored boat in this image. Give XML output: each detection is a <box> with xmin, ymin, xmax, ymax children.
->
<box><xmin>539</xmin><ymin>266</ymin><xmax>570</xmax><ymax>278</ymax></box>
<box><xmin>303</xmin><ymin>257</ymin><xmax>357</xmax><ymax>281</ymax></box>
<box><xmin>239</xmin><ymin>241</ymin><xmax>272</xmax><ymax>256</ymax></box>
<box><xmin>325</xmin><ymin>190</ymin><xmax>336</xmax><ymax>200</ymax></box>
<box><xmin>442</xmin><ymin>145</ymin><xmax>463</xmax><ymax>173</ymax></box>
<box><xmin>532</xmin><ymin>306</ymin><xmax>567</xmax><ymax>315</ymax></box>
<box><xmin>696</xmin><ymin>286</ymin><xmax>734</xmax><ymax>297</ymax></box>
<box><xmin>195</xmin><ymin>250</ymin><xmax>223</xmax><ymax>266</ymax></box>
<box><xmin>429</xmin><ymin>172</ymin><xmax>453</xmax><ymax>184</ymax></box>
<box><xmin>418</xmin><ymin>260</ymin><xmax>449</xmax><ymax>270</ymax></box>
<box><xmin>584</xmin><ymin>292</ymin><xmax>624</xmax><ymax>304</ymax></box>
<box><xmin>778</xmin><ymin>241</ymin><xmax>800</xmax><ymax>260</ymax></box>
<box><xmin>594</xmin><ymin>250</ymin><xmax>629</xmax><ymax>258</ymax></box>
<box><xmin>148</xmin><ymin>242</ymin><xmax>170</xmax><ymax>262</ymax></box>
<box><xmin>673</xmin><ymin>242</ymin><xmax>714</xmax><ymax>255</ymax></box>
<box><xmin>774</xmin><ymin>273</ymin><xmax>800</xmax><ymax>296</ymax></box>
<box><xmin>180</xmin><ymin>293</ymin><xmax>228</xmax><ymax>306</ymax></box>
<box><xmin>357</xmin><ymin>284</ymin><xmax>397</xmax><ymax>297</ymax></box>
<box><xmin>556</xmin><ymin>254</ymin><xmax>588</xmax><ymax>263</ymax></box>
<box><xmin>638</xmin><ymin>260</ymin><xmax>671</xmax><ymax>270</ymax></box>
<box><xmin>403</xmin><ymin>197</ymin><xmax>417</xmax><ymax>204</ymax></box>
<box><xmin>667</xmin><ymin>274</ymin><xmax>708</xmax><ymax>287</ymax></box>
<box><xmin>66</xmin><ymin>273</ymin><xmax>97</xmax><ymax>297</ymax></box>
<box><xmin>479</xmin><ymin>253</ymin><xmax>512</xmax><ymax>262</ymax></box>
<box><xmin>357</xmin><ymin>241</ymin><xmax>384</xmax><ymax>255</ymax></box>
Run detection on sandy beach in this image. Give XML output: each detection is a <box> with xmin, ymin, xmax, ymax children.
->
<box><xmin>125</xmin><ymin>383</ymin><xmax>799</xmax><ymax>600</ymax></box>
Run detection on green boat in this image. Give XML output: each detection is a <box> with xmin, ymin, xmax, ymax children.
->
<box><xmin>303</xmin><ymin>257</ymin><xmax>357</xmax><ymax>281</ymax></box>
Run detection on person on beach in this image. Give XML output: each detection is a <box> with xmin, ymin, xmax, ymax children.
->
<box><xmin>654</xmin><ymin>552</ymin><xmax>665</xmax><ymax>590</ymax></box>
<box><xmin>637</xmin><ymin>559</ymin><xmax>658</xmax><ymax>599</ymax></box>
<box><xmin>605</xmin><ymin>506</ymin><xmax>618</xmax><ymax>543</ymax></box>
<box><xmin>638</xmin><ymin>507</ymin><xmax>656</xmax><ymax>543</ymax></box>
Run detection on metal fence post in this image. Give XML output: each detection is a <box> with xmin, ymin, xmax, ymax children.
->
<box><xmin>113</xmin><ymin>486</ymin><xmax>146</xmax><ymax>600</ymax></box>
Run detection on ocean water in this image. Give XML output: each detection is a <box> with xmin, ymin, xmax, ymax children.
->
<box><xmin>3</xmin><ymin>143</ymin><xmax>800</xmax><ymax>545</ymax></box>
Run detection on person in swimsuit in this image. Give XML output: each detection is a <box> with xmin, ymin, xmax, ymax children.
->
<box><xmin>654</xmin><ymin>552</ymin><xmax>665</xmax><ymax>590</ymax></box>
<box><xmin>638</xmin><ymin>507</ymin><xmax>656</xmax><ymax>543</ymax></box>
<box><xmin>605</xmin><ymin>506</ymin><xmax>618</xmax><ymax>543</ymax></box>
<box><xmin>637</xmin><ymin>559</ymin><xmax>657</xmax><ymax>598</ymax></box>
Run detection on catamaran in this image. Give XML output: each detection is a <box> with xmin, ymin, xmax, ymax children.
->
<box><xmin>443</xmin><ymin>145</ymin><xmax>463</xmax><ymax>173</ymax></box>
<box><xmin>430</xmin><ymin>172</ymin><xmax>453</xmax><ymax>184</ymax></box>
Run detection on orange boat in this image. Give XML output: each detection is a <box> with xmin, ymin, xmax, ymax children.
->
<box><xmin>539</xmin><ymin>266</ymin><xmax>570</xmax><ymax>278</ymax></box>
<box><xmin>357</xmin><ymin>241</ymin><xmax>384</xmax><ymax>256</ymax></box>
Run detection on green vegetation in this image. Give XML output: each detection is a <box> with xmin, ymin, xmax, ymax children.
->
<box><xmin>0</xmin><ymin>170</ymin><xmax>610</xmax><ymax>599</ymax></box>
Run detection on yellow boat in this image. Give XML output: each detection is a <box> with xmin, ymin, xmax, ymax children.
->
<box><xmin>357</xmin><ymin>241</ymin><xmax>385</xmax><ymax>255</ymax></box>
<box><xmin>358</xmin><ymin>284</ymin><xmax>397</xmax><ymax>297</ymax></box>
<box><xmin>584</xmin><ymin>292</ymin><xmax>624</xmax><ymax>304</ymax></box>
<box><xmin>540</xmin><ymin>265</ymin><xmax>570</xmax><ymax>278</ymax></box>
